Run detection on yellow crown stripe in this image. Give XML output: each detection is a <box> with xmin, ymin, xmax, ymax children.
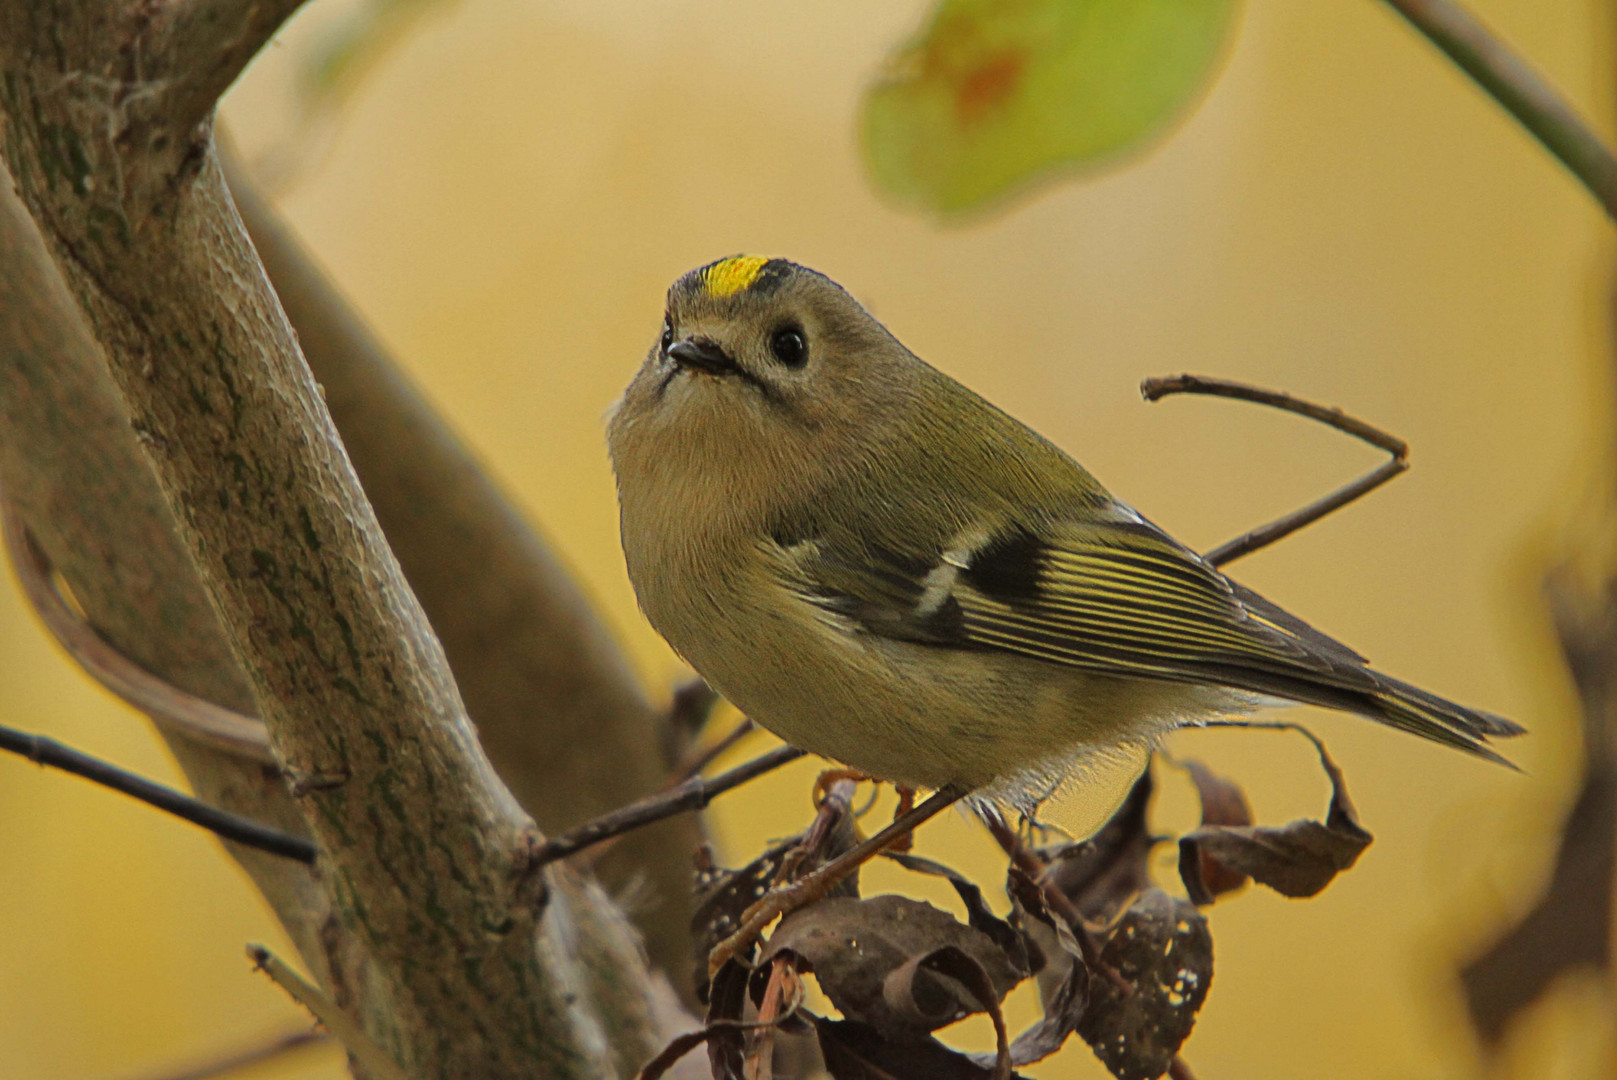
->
<box><xmin>703</xmin><ymin>255</ymin><xmax>770</xmax><ymax>298</ymax></box>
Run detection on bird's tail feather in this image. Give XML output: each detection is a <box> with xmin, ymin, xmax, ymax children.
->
<box><xmin>1362</xmin><ymin>673</ymin><xmax>1523</xmax><ymax>767</ymax></box>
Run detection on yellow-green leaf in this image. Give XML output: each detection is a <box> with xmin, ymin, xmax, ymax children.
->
<box><xmin>862</xmin><ymin>0</ymin><xmax>1239</xmax><ymax>215</ymax></box>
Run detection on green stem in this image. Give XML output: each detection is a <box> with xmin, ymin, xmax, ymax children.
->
<box><xmin>1380</xmin><ymin>0</ymin><xmax>1617</xmax><ymax>221</ymax></box>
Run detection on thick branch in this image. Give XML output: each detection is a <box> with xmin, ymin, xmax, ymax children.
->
<box><xmin>152</xmin><ymin>0</ymin><xmax>312</xmax><ymax>134</ymax></box>
<box><xmin>227</xmin><ymin>156</ymin><xmax>700</xmax><ymax>978</ymax></box>
<box><xmin>0</xmin><ymin>164</ymin><xmax>344</xmax><ymax>993</ymax></box>
<box><xmin>0</xmin><ymin>3</ymin><xmax>678</xmax><ymax>1073</ymax></box>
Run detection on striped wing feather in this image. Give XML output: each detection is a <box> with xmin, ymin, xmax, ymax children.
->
<box><xmin>954</xmin><ymin>523</ymin><xmax>1373</xmax><ymax>686</ymax></box>
<box><xmin>787</xmin><ymin>515</ymin><xmax>1518</xmax><ymax>761</ymax></box>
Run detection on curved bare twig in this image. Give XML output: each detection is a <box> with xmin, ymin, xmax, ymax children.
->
<box><xmin>1141</xmin><ymin>373</ymin><xmax>1410</xmax><ymax>567</ymax></box>
<box><xmin>0</xmin><ymin>496</ymin><xmax>273</xmax><ymax>762</ymax></box>
<box><xmin>123</xmin><ymin>1028</ymin><xmax>328</xmax><ymax>1080</ymax></box>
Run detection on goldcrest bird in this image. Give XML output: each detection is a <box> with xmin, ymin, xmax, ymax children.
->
<box><xmin>608</xmin><ymin>256</ymin><xmax>1522</xmax><ymax>801</ymax></box>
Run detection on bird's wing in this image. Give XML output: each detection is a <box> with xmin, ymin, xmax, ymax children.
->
<box><xmin>777</xmin><ymin>508</ymin><xmax>1380</xmax><ymax>699</ymax></box>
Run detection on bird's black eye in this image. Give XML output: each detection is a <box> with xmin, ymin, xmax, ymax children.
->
<box><xmin>769</xmin><ymin>324</ymin><xmax>808</xmax><ymax>369</ymax></box>
<box><xmin>659</xmin><ymin>320</ymin><xmax>674</xmax><ymax>354</ymax></box>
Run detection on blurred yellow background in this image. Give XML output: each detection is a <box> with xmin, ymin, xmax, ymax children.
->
<box><xmin>1</xmin><ymin>0</ymin><xmax>1612</xmax><ymax>1076</ymax></box>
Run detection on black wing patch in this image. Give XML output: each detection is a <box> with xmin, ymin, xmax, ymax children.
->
<box><xmin>959</xmin><ymin>525</ymin><xmax>1045</xmax><ymax>603</ymax></box>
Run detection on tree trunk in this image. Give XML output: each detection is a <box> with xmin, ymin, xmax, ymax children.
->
<box><xmin>0</xmin><ymin>1</ymin><xmax>698</xmax><ymax>1075</ymax></box>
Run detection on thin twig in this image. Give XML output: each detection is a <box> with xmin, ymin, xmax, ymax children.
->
<box><xmin>669</xmin><ymin>717</ymin><xmax>757</xmax><ymax>786</ymax></box>
<box><xmin>1189</xmin><ymin>718</ymin><xmax>1364</xmax><ymax>797</ymax></box>
<box><xmin>1140</xmin><ymin>374</ymin><xmax>1410</xmax><ymax>567</ymax></box>
<box><xmin>708</xmin><ymin>785</ymin><xmax>968</xmax><ymax>977</ymax></box>
<box><xmin>1203</xmin><ymin>458</ymin><xmax>1406</xmax><ymax>568</ymax></box>
<box><xmin>0</xmin><ymin>499</ymin><xmax>273</xmax><ymax>762</ymax></box>
<box><xmin>1141</xmin><ymin>374</ymin><xmax>1407</xmax><ymax>455</ymax></box>
<box><xmin>248</xmin><ymin>946</ymin><xmax>408</xmax><ymax>1080</ymax></box>
<box><xmin>572</xmin><ymin>716</ymin><xmax>762</xmax><ymax>872</ymax></box>
<box><xmin>1378</xmin><ymin>0</ymin><xmax>1617</xmax><ymax>221</ymax></box>
<box><xmin>1193</xmin><ymin>717</ymin><xmax>1331</xmax><ymax>755</ymax></box>
<box><xmin>530</xmin><ymin>744</ymin><xmax>807</xmax><ymax>866</ymax></box>
<box><xmin>124</xmin><ymin>1029</ymin><xmax>329</xmax><ymax>1080</ymax></box>
<box><xmin>0</xmin><ymin>722</ymin><xmax>316</xmax><ymax>863</ymax></box>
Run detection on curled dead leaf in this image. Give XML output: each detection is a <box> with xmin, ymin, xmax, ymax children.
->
<box><xmin>761</xmin><ymin>895</ymin><xmax>1023</xmax><ymax>1039</ymax></box>
<box><xmin>704</xmin><ymin>959</ymin><xmax>750</xmax><ymax>1080</ymax></box>
<box><xmin>1177</xmin><ymin>733</ymin><xmax>1372</xmax><ymax>904</ymax></box>
<box><xmin>1039</xmin><ymin>767</ymin><xmax>1158</xmax><ymax>924</ymax></box>
<box><xmin>997</xmin><ymin>867</ymin><xmax>1092</xmax><ymax>1068</ymax></box>
<box><xmin>1180</xmin><ymin>758</ymin><xmax>1254</xmax><ymax>900</ymax></box>
<box><xmin>1181</xmin><ymin>760</ymin><xmax>1253</xmax><ymax>829</ymax></box>
<box><xmin>884</xmin><ymin>850</ymin><xmax>1032</xmax><ymax>975</ymax></box>
<box><xmin>693</xmin><ymin>802</ymin><xmax>863</xmax><ymax>999</ymax></box>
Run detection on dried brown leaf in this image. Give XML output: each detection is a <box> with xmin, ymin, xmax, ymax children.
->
<box><xmin>1180</xmin><ymin>759</ymin><xmax>1254</xmax><ymax>900</ymax></box>
<box><xmin>970</xmin><ymin>941</ymin><xmax>1089</xmax><ymax>1070</ymax></box>
<box><xmin>998</xmin><ymin>866</ymin><xmax>1092</xmax><ymax>1066</ymax></box>
<box><xmin>922</xmin><ymin>946</ymin><xmax>1014</xmax><ymax>1078</ymax></box>
<box><xmin>1182</xmin><ymin>760</ymin><xmax>1252</xmax><ymax>829</ymax></box>
<box><xmin>761</xmin><ymin>896</ymin><xmax>1023</xmax><ymax>1039</ymax></box>
<box><xmin>1178</xmin><ymin>737</ymin><xmax>1371</xmax><ymax>904</ymax></box>
<box><xmin>695</xmin><ymin>842</ymin><xmax>792</xmax><ymax>967</ymax></box>
<box><xmin>1040</xmin><ymin>768</ymin><xmax>1157</xmax><ymax>923</ymax></box>
<box><xmin>884</xmin><ymin>850</ymin><xmax>1032</xmax><ymax>975</ymax></box>
<box><xmin>1077</xmin><ymin>889</ymin><xmax>1212</xmax><ymax>1080</ymax></box>
<box><xmin>694</xmin><ymin>814</ymin><xmax>863</xmax><ymax>999</ymax></box>
<box><xmin>705</xmin><ymin>960</ymin><xmax>750</xmax><ymax>1080</ymax></box>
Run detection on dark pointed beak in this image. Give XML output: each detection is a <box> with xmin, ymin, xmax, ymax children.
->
<box><xmin>668</xmin><ymin>337</ymin><xmax>737</xmax><ymax>377</ymax></box>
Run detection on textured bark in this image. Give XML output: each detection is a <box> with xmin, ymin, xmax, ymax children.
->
<box><xmin>0</xmin><ymin>0</ymin><xmax>683</xmax><ymax>1075</ymax></box>
<box><xmin>228</xmin><ymin>163</ymin><xmax>699</xmax><ymax>980</ymax></box>
<box><xmin>0</xmin><ymin>171</ymin><xmax>352</xmax><ymax>996</ymax></box>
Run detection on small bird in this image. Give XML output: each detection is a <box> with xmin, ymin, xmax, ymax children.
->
<box><xmin>608</xmin><ymin>256</ymin><xmax>1522</xmax><ymax>802</ymax></box>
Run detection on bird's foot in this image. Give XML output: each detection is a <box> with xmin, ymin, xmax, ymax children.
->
<box><xmin>811</xmin><ymin>767</ymin><xmax>875</xmax><ymax>805</ymax></box>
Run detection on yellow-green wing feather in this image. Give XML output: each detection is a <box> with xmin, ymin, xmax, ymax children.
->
<box><xmin>959</xmin><ymin>525</ymin><xmax>1326</xmax><ymax>674</ymax></box>
<box><xmin>782</xmin><ymin>512</ymin><xmax>1519</xmax><ymax>761</ymax></box>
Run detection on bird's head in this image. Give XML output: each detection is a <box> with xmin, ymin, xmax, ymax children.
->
<box><xmin>608</xmin><ymin>256</ymin><xmax>919</xmax><ymax>530</ymax></box>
